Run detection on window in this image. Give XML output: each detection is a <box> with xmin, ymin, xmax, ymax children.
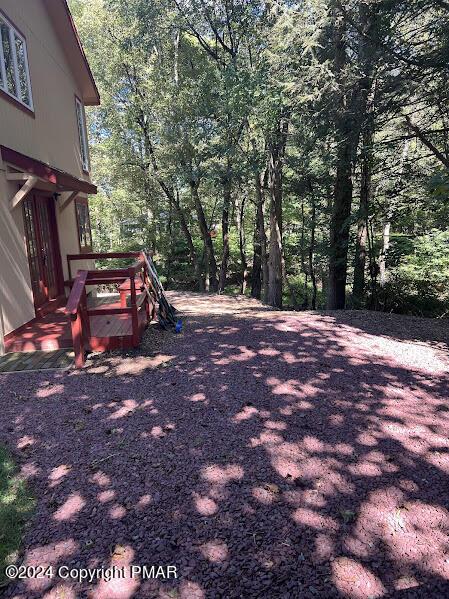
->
<box><xmin>75</xmin><ymin>96</ymin><xmax>89</xmax><ymax>172</ymax></box>
<box><xmin>75</xmin><ymin>197</ymin><xmax>93</xmax><ymax>253</ymax></box>
<box><xmin>0</xmin><ymin>12</ymin><xmax>33</xmax><ymax>110</ymax></box>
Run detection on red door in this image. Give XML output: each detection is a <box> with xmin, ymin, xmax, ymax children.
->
<box><xmin>23</xmin><ymin>194</ymin><xmax>63</xmax><ymax>309</ymax></box>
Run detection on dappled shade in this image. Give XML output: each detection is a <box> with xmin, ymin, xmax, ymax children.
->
<box><xmin>0</xmin><ymin>292</ymin><xmax>448</xmax><ymax>598</ymax></box>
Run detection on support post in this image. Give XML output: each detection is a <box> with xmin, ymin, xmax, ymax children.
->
<box><xmin>71</xmin><ymin>312</ymin><xmax>85</xmax><ymax>368</ymax></box>
<box><xmin>81</xmin><ymin>287</ymin><xmax>91</xmax><ymax>342</ymax></box>
<box><xmin>9</xmin><ymin>175</ymin><xmax>38</xmax><ymax>210</ymax></box>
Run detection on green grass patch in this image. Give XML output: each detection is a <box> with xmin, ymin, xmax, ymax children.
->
<box><xmin>0</xmin><ymin>446</ymin><xmax>34</xmax><ymax>586</ymax></box>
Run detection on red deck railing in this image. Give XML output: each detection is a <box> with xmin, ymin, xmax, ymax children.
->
<box><xmin>66</xmin><ymin>252</ymin><xmax>141</xmax><ymax>281</ymax></box>
<box><xmin>65</xmin><ymin>251</ymin><xmax>154</xmax><ymax>367</ymax></box>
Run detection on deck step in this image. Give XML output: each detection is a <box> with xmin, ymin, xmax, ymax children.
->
<box><xmin>6</xmin><ymin>339</ymin><xmax>73</xmax><ymax>353</ymax></box>
<box><xmin>0</xmin><ymin>350</ymin><xmax>74</xmax><ymax>373</ymax></box>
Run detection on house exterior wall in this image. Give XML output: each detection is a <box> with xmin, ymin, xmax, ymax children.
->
<box><xmin>0</xmin><ymin>163</ymin><xmax>35</xmax><ymax>336</ymax></box>
<box><xmin>0</xmin><ymin>0</ymin><xmax>95</xmax><ymax>346</ymax></box>
<box><xmin>0</xmin><ymin>0</ymin><xmax>91</xmax><ymax>175</ymax></box>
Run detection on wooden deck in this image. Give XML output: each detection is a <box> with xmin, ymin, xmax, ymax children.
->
<box><xmin>5</xmin><ymin>251</ymin><xmax>156</xmax><ymax>368</ymax></box>
<box><xmin>4</xmin><ymin>294</ymin><xmax>146</xmax><ymax>354</ymax></box>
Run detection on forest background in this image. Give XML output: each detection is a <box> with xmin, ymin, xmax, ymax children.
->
<box><xmin>70</xmin><ymin>0</ymin><xmax>449</xmax><ymax>316</ymax></box>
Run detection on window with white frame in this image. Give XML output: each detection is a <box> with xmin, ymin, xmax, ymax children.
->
<box><xmin>75</xmin><ymin>96</ymin><xmax>89</xmax><ymax>172</ymax></box>
<box><xmin>0</xmin><ymin>12</ymin><xmax>33</xmax><ymax>110</ymax></box>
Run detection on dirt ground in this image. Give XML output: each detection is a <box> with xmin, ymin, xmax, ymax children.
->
<box><xmin>1</xmin><ymin>292</ymin><xmax>449</xmax><ymax>598</ymax></box>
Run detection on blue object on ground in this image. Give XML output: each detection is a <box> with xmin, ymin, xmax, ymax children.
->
<box><xmin>175</xmin><ymin>320</ymin><xmax>183</xmax><ymax>334</ymax></box>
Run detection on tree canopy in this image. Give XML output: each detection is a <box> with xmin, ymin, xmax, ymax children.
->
<box><xmin>70</xmin><ymin>0</ymin><xmax>449</xmax><ymax>317</ymax></box>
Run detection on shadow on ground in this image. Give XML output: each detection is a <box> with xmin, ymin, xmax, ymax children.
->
<box><xmin>0</xmin><ymin>292</ymin><xmax>448</xmax><ymax>598</ymax></box>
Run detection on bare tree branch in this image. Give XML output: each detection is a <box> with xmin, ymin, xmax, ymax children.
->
<box><xmin>405</xmin><ymin>116</ymin><xmax>449</xmax><ymax>168</ymax></box>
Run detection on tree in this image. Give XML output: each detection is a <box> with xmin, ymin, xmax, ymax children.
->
<box><xmin>70</xmin><ymin>0</ymin><xmax>449</xmax><ymax>318</ymax></box>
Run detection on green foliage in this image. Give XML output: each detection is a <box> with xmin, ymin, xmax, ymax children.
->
<box><xmin>429</xmin><ymin>170</ymin><xmax>449</xmax><ymax>201</ymax></box>
<box><xmin>0</xmin><ymin>447</ymin><xmax>34</xmax><ymax>585</ymax></box>
<box><xmin>379</xmin><ymin>231</ymin><xmax>449</xmax><ymax>317</ymax></box>
<box><xmin>69</xmin><ymin>0</ymin><xmax>449</xmax><ymax>317</ymax></box>
<box><xmin>398</xmin><ymin>231</ymin><xmax>449</xmax><ymax>286</ymax></box>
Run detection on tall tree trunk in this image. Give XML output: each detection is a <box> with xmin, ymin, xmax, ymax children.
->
<box><xmin>153</xmin><ymin>180</ymin><xmax>203</xmax><ymax>291</ymax></box>
<box><xmin>203</xmin><ymin>248</ymin><xmax>210</xmax><ymax>291</ymax></box>
<box><xmin>327</xmin><ymin>14</ymin><xmax>354</xmax><ymax>310</ymax></box>
<box><xmin>251</xmin><ymin>171</ymin><xmax>268</xmax><ymax>300</ymax></box>
<box><xmin>138</xmin><ymin>112</ymin><xmax>202</xmax><ymax>288</ymax></box>
<box><xmin>236</xmin><ymin>196</ymin><xmax>248</xmax><ymax>294</ymax></box>
<box><xmin>300</xmin><ymin>200</ymin><xmax>307</xmax><ymax>302</ymax></box>
<box><xmin>353</xmin><ymin>205</ymin><xmax>368</xmax><ymax>307</ymax></box>
<box><xmin>261</xmin><ymin>218</ymin><xmax>269</xmax><ymax>304</ymax></box>
<box><xmin>172</xmin><ymin>188</ymin><xmax>203</xmax><ymax>290</ymax></box>
<box><xmin>267</xmin><ymin>112</ymin><xmax>289</xmax><ymax>308</ymax></box>
<box><xmin>353</xmin><ymin>79</ymin><xmax>376</xmax><ymax>308</ymax></box>
<box><xmin>379</xmin><ymin>140</ymin><xmax>409</xmax><ymax>289</ymax></box>
<box><xmin>379</xmin><ymin>219</ymin><xmax>391</xmax><ymax>287</ymax></box>
<box><xmin>174</xmin><ymin>29</ymin><xmax>180</xmax><ymax>85</ymax></box>
<box><xmin>308</xmin><ymin>184</ymin><xmax>317</xmax><ymax>310</ymax></box>
<box><xmin>367</xmin><ymin>218</ymin><xmax>379</xmax><ymax>308</ymax></box>
<box><xmin>353</xmin><ymin>129</ymin><xmax>373</xmax><ymax>308</ymax></box>
<box><xmin>328</xmin><ymin>4</ymin><xmax>377</xmax><ymax>309</ymax></box>
<box><xmin>267</xmin><ymin>193</ymin><xmax>283</xmax><ymax>308</ymax></box>
<box><xmin>218</xmin><ymin>169</ymin><xmax>232</xmax><ymax>292</ymax></box>
<box><xmin>251</xmin><ymin>183</ymin><xmax>262</xmax><ymax>299</ymax></box>
<box><xmin>166</xmin><ymin>201</ymin><xmax>174</xmax><ymax>290</ymax></box>
<box><xmin>321</xmin><ymin>182</ymin><xmax>333</xmax><ymax>303</ymax></box>
<box><xmin>327</xmin><ymin>143</ymin><xmax>353</xmax><ymax>309</ymax></box>
<box><xmin>190</xmin><ymin>180</ymin><xmax>219</xmax><ymax>291</ymax></box>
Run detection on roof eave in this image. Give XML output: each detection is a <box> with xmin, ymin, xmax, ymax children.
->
<box><xmin>1</xmin><ymin>145</ymin><xmax>98</xmax><ymax>195</ymax></box>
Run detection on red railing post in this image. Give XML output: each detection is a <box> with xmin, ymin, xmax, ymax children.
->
<box><xmin>65</xmin><ymin>270</ymin><xmax>89</xmax><ymax>368</ymax></box>
<box><xmin>71</xmin><ymin>311</ymin><xmax>85</xmax><ymax>368</ymax></box>
<box><xmin>80</xmin><ymin>287</ymin><xmax>91</xmax><ymax>342</ymax></box>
